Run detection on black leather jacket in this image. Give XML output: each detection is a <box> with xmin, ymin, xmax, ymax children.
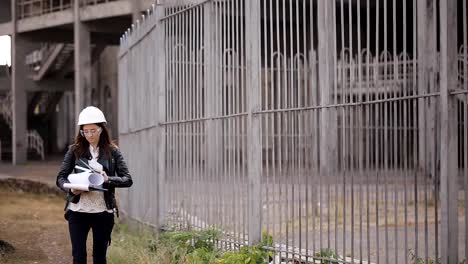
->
<box><xmin>56</xmin><ymin>145</ymin><xmax>133</xmax><ymax>216</ymax></box>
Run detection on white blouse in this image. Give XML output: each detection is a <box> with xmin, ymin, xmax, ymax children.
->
<box><xmin>68</xmin><ymin>145</ymin><xmax>113</xmax><ymax>213</ymax></box>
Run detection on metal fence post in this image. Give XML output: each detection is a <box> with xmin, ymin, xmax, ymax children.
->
<box><xmin>439</xmin><ymin>0</ymin><xmax>458</xmax><ymax>262</ymax></box>
<box><xmin>245</xmin><ymin>0</ymin><xmax>262</xmax><ymax>245</ymax></box>
<box><xmin>154</xmin><ymin>3</ymin><xmax>167</xmax><ymax>228</ymax></box>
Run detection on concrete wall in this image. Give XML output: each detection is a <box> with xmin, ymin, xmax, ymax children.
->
<box><xmin>55</xmin><ymin>92</ymin><xmax>75</xmax><ymax>152</ymax></box>
<box><xmin>99</xmin><ymin>46</ymin><xmax>119</xmax><ymax>139</ymax></box>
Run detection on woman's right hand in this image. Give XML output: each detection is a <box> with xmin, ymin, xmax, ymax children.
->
<box><xmin>71</xmin><ymin>189</ymin><xmax>83</xmax><ymax>195</ymax></box>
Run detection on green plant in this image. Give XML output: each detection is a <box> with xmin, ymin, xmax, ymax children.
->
<box><xmin>158</xmin><ymin>228</ymin><xmax>222</xmax><ymax>263</ymax></box>
<box><xmin>313</xmin><ymin>248</ymin><xmax>339</xmax><ymax>264</ymax></box>
<box><xmin>259</xmin><ymin>231</ymin><xmax>274</xmax><ymax>248</ymax></box>
<box><xmin>186</xmin><ymin>247</ymin><xmax>220</xmax><ymax>264</ymax></box>
<box><xmin>216</xmin><ymin>231</ymin><xmax>274</xmax><ymax>264</ymax></box>
<box><xmin>217</xmin><ymin>245</ymin><xmax>268</xmax><ymax>264</ymax></box>
<box><xmin>147</xmin><ymin>237</ymin><xmax>159</xmax><ymax>252</ymax></box>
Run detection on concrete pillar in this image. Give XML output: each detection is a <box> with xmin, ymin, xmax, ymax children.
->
<box><xmin>74</xmin><ymin>0</ymin><xmax>91</xmax><ymax>107</ymax></box>
<box><xmin>131</xmin><ymin>0</ymin><xmax>142</xmax><ymax>23</ymax></box>
<box><xmin>56</xmin><ymin>93</ymin><xmax>73</xmax><ymax>152</ymax></box>
<box><xmin>99</xmin><ymin>46</ymin><xmax>119</xmax><ymax>138</ymax></box>
<box><xmin>317</xmin><ymin>0</ymin><xmax>337</xmax><ymax>180</ymax></box>
<box><xmin>203</xmin><ymin>3</ymin><xmax>222</xmax><ymax>179</ymax></box>
<box><xmin>74</xmin><ymin>0</ymin><xmax>92</xmax><ymax>124</ymax></box>
<box><xmin>417</xmin><ymin>0</ymin><xmax>437</xmax><ymax>176</ymax></box>
<box><xmin>11</xmin><ymin>0</ymin><xmax>35</xmax><ymax>164</ymax></box>
<box><xmin>154</xmin><ymin>5</ymin><xmax>166</xmax><ymax>228</ymax></box>
<box><xmin>67</xmin><ymin>92</ymin><xmax>75</xmax><ymax>143</ymax></box>
<box><xmin>439</xmin><ymin>1</ymin><xmax>458</xmax><ymax>262</ymax></box>
<box><xmin>245</xmin><ymin>0</ymin><xmax>262</xmax><ymax>245</ymax></box>
<box><xmin>11</xmin><ymin>36</ymin><xmax>33</xmax><ymax>164</ymax></box>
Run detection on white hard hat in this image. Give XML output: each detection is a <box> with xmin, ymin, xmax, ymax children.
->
<box><xmin>77</xmin><ymin>106</ymin><xmax>107</xmax><ymax>126</ymax></box>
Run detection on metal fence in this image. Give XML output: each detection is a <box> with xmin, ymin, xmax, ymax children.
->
<box><xmin>118</xmin><ymin>0</ymin><xmax>468</xmax><ymax>263</ymax></box>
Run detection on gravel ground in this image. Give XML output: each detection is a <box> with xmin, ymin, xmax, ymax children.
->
<box><xmin>0</xmin><ymin>184</ymin><xmax>72</xmax><ymax>264</ymax></box>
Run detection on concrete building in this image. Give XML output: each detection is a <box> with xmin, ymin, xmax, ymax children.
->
<box><xmin>0</xmin><ymin>0</ymin><xmax>155</xmax><ymax>163</ymax></box>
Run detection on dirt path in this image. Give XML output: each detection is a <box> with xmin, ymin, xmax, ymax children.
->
<box><xmin>0</xmin><ymin>186</ymin><xmax>72</xmax><ymax>264</ymax></box>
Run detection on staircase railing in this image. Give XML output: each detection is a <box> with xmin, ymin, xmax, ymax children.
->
<box><xmin>27</xmin><ymin>130</ymin><xmax>45</xmax><ymax>160</ymax></box>
<box><xmin>459</xmin><ymin>45</ymin><xmax>466</xmax><ymax>88</ymax></box>
<box><xmin>0</xmin><ymin>92</ymin><xmax>45</xmax><ymax>160</ymax></box>
<box><xmin>0</xmin><ymin>93</ymin><xmax>12</xmax><ymax>127</ymax></box>
<box><xmin>17</xmin><ymin>0</ymin><xmax>120</xmax><ymax>19</ymax></box>
<box><xmin>26</xmin><ymin>43</ymin><xmax>70</xmax><ymax>81</ymax></box>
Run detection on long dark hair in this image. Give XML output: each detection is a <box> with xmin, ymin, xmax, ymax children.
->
<box><xmin>73</xmin><ymin>123</ymin><xmax>117</xmax><ymax>160</ymax></box>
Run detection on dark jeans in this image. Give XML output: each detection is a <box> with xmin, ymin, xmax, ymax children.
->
<box><xmin>67</xmin><ymin>211</ymin><xmax>115</xmax><ymax>264</ymax></box>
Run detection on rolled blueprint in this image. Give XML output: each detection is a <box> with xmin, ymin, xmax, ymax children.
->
<box><xmin>63</xmin><ymin>183</ymin><xmax>108</xmax><ymax>192</ymax></box>
<box><xmin>63</xmin><ymin>183</ymin><xmax>89</xmax><ymax>191</ymax></box>
<box><xmin>68</xmin><ymin>172</ymin><xmax>104</xmax><ymax>186</ymax></box>
<box><xmin>64</xmin><ymin>171</ymin><xmax>107</xmax><ymax>192</ymax></box>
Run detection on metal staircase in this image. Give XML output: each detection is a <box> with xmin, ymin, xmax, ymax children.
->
<box><xmin>26</xmin><ymin>42</ymin><xmax>104</xmax><ymax>80</ymax></box>
<box><xmin>26</xmin><ymin>43</ymin><xmax>75</xmax><ymax>81</ymax></box>
<box><xmin>54</xmin><ymin>45</ymin><xmax>75</xmax><ymax>72</ymax></box>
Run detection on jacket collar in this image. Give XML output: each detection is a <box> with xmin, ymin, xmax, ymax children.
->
<box><xmin>76</xmin><ymin>148</ymin><xmax>110</xmax><ymax>173</ymax></box>
<box><xmin>97</xmin><ymin>148</ymin><xmax>110</xmax><ymax>172</ymax></box>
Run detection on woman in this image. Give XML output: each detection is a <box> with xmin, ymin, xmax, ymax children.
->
<box><xmin>56</xmin><ymin>106</ymin><xmax>133</xmax><ymax>264</ymax></box>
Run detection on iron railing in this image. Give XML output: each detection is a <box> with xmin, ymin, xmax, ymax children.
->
<box><xmin>17</xmin><ymin>0</ymin><xmax>120</xmax><ymax>19</ymax></box>
<box><xmin>0</xmin><ymin>92</ymin><xmax>45</xmax><ymax>160</ymax></box>
<box><xmin>27</xmin><ymin>130</ymin><xmax>45</xmax><ymax>160</ymax></box>
<box><xmin>118</xmin><ymin>1</ymin><xmax>468</xmax><ymax>263</ymax></box>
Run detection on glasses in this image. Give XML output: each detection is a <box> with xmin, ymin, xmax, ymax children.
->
<box><xmin>80</xmin><ymin>128</ymin><xmax>102</xmax><ymax>137</ymax></box>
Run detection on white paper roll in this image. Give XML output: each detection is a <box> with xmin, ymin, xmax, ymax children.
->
<box><xmin>68</xmin><ymin>172</ymin><xmax>104</xmax><ymax>186</ymax></box>
<box><xmin>88</xmin><ymin>173</ymin><xmax>104</xmax><ymax>186</ymax></box>
<box><xmin>68</xmin><ymin>172</ymin><xmax>92</xmax><ymax>185</ymax></box>
<box><xmin>63</xmin><ymin>183</ymin><xmax>90</xmax><ymax>191</ymax></box>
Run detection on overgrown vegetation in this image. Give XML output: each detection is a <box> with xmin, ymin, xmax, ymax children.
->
<box><xmin>156</xmin><ymin>228</ymin><xmax>222</xmax><ymax>263</ymax></box>
<box><xmin>216</xmin><ymin>232</ymin><xmax>274</xmax><ymax>264</ymax></box>
<box><xmin>108</xmin><ymin>222</ymin><xmax>275</xmax><ymax>264</ymax></box>
<box><xmin>108</xmin><ymin>223</ymin><xmax>366</xmax><ymax>264</ymax></box>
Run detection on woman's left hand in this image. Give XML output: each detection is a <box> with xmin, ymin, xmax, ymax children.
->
<box><xmin>101</xmin><ymin>171</ymin><xmax>109</xmax><ymax>182</ymax></box>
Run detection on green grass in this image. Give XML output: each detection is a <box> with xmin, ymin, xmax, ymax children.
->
<box><xmin>108</xmin><ymin>222</ymin><xmax>166</xmax><ymax>264</ymax></box>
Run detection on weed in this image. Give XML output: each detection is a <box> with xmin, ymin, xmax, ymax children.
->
<box><xmin>407</xmin><ymin>249</ymin><xmax>465</xmax><ymax>264</ymax></box>
<box><xmin>313</xmin><ymin>248</ymin><xmax>340</xmax><ymax>264</ymax></box>
<box><xmin>217</xmin><ymin>231</ymin><xmax>274</xmax><ymax>264</ymax></box>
